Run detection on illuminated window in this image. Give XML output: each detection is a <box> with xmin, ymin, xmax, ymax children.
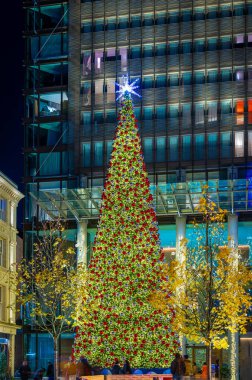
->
<box><xmin>195</xmin><ymin>103</ymin><xmax>204</xmax><ymax>124</ymax></box>
<box><xmin>119</xmin><ymin>48</ymin><xmax>127</xmax><ymax>71</ymax></box>
<box><xmin>236</xmin><ymin>70</ymin><xmax>244</xmax><ymax>81</ymax></box>
<box><xmin>235</xmin><ymin>35</ymin><xmax>244</xmax><ymax>45</ymax></box>
<box><xmin>235</xmin><ymin>131</ymin><xmax>244</xmax><ymax>157</ymax></box>
<box><xmin>248</xmin><ymin>100</ymin><xmax>252</xmax><ymax>124</ymax></box>
<box><xmin>107</xmin><ymin>79</ymin><xmax>115</xmax><ymax>103</ymax></box>
<box><xmin>95</xmin><ymin>50</ymin><xmax>103</xmax><ymax>73</ymax></box>
<box><xmin>208</xmin><ymin>102</ymin><xmax>217</xmax><ymax>123</ymax></box>
<box><xmin>0</xmin><ymin>286</ymin><xmax>5</xmax><ymax>321</ymax></box>
<box><xmin>248</xmin><ymin>131</ymin><xmax>252</xmax><ymax>156</ymax></box>
<box><xmin>236</xmin><ymin>100</ymin><xmax>244</xmax><ymax>125</ymax></box>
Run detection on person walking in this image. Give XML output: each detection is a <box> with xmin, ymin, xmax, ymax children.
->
<box><xmin>201</xmin><ymin>362</ymin><xmax>208</xmax><ymax>379</ymax></box>
<box><xmin>19</xmin><ymin>360</ymin><xmax>31</xmax><ymax>380</ymax></box>
<box><xmin>111</xmin><ymin>359</ymin><xmax>121</xmax><ymax>375</ymax></box>
<box><xmin>46</xmin><ymin>362</ymin><xmax>54</xmax><ymax>380</ymax></box>
<box><xmin>122</xmin><ymin>359</ymin><xmax>132</xmax><ymax>374</ymax></box>
<box><xmin>171</xmin><ymin>353</ymin><xmax>186</xmax><ymax>380</ymax></box>
<box><xmin>184</xmin><ymin>355</ymin><xmax>192</xmax><ymax>377</ymax></box>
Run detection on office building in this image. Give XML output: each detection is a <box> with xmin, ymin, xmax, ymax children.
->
<box><xmin>23</xmin><ymin>0</ymin><xmax>252</xmax><ymax>376</ymax></box>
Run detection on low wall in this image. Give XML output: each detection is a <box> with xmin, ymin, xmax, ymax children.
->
<box><xmin>80</xmin><ymin>375</ymin><xmax>172</xmax><ymax>380</ymax></box>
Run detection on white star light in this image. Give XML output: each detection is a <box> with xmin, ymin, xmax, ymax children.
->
<box><xmin>115</xmin><ymin>75</ymin><xmax>141</xmax><ymax>101</ymax></box>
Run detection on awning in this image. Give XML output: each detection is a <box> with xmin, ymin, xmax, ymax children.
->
<box><xmin>30</xmin><ymin>179</ymin><xmax>252</xmax><ymax>221</ymax></box>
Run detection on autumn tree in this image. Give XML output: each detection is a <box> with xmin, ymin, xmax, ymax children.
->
<box><xmin>15</xmin><ymin>220</ymin><xmax>87</xmax><ymax>379</ymax></box>
<box><xmin>151</xmin><ymin>192</ymin><xmax>252</xmax><ymax>380</ymax></box>
<box><xmin>73</xmin><ymin>83</ymin><xmax>178</xmax><ymax>368</ymax></box>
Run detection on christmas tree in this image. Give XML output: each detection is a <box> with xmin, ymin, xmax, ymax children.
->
<box><xmin>73</xmin><ymin>78</ymin><xmax>179</xmax><ymax>368</ymax></box>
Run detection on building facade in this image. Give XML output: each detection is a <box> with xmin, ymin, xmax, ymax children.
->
<box><xmin>0</xmin><ymin>172</ymin><xmax>23</xmax><ymax>376</ymax></box>
<box><xmin>23</xmin><ymin>0</ymin><xmax>252</xmax><ymax>377</ymax></box>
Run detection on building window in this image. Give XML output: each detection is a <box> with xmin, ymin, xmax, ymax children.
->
<box><xmin>182</xmin><ymin>135</ymin><xmax>191</xmax><ymax>161</ymax></box>
<box><xmin>169</xmin><ymin>42</ymin><xmax>179</xmax><ymax>55</ymax></box>
<box><xmin>143</xmin><ymin>107</ymin><xmax>153</xmax><ymax>120</ymax></box>
<box><xmin>208</xmin><ymin>133</ymin><xmax>218</xmax><ymax>159</ymax></box>
<box><xmin>106</xmin><ymin>141</ymin><xmax>113</xmax><ymax>164</ymax></box>
<box><xmin>143</xmin><ymin>138</ymin><xmax>153</xmax><ymax>163</ymax></box>
<box><xmin>195</xmin><ymin>71</ymin><xmax>205</xmax><ymax>84</ymax></box>
<box><xmin>118</xmin><ymin>16</ymin><xmax>128</xmax><ymax>29</ymax></box>
<box><xmin>169</xmin><ymin>73</ymin><xmax>179</xmax><ymax>86</ymax></box>
<box><xmin>156</xmin><ymin>43</ymin><xmax>166</xmax><ymax>56</ymax></box>
<box><xmin>0</xmin><ymin>239</ymin><xmax>6</xmax><ymax>268</ymax></box>
<box><xmin>156</xmin><ymin>137</ymin><xmax>166</xmax><ymax>162</ymax></box>
<box><xmin>195</xmin><ymin>103</ymin><xmax>204</xmax><ymax>124</ymax></box>
<box><xmin>10</xmin><ymin>204</ymin><xmax>15</xmax><ymax>227</ymax></box>
<box><xmin>169</xmin><ymin>136</ymin><xmax>178</xmax><ymax>161</ymax></box>
<box><xmin>156</xmin><ymin>75</ymin><xmax>166</xmax><ymax>87</ymax></box>
<box><xmin>143</xmin><ymin>76</ymin><xmax>153</xmax><ymax>89</ymax></box>
<box><xmin>182</xmin><ymin>104</ymin><xmax>191</xmax><ymax>127</ymax></box>
<box><xmin>207</xmin><ymin>70</ymin><xmax>218</xmax><ymax>83</ymax></box>
<box><xmin>182</xmin><ymin>72</ymin><xmax>192</xmax><ymax>85</ymax></box>
<box><xmin>194</xmin><ymin>8</ymin><xmax>205</xmax><ymax>21</ymax></box>
<box><xmin>143</xmin><ymin>45</ymin><xmax>153</xmax><ymax>58</ymax></box>
<box><xmin>221</xmin><ymin>36</ymin><xmax>232</xmax><ymax>49</ymax></box>
<box><xmin>236</xmin><ymin>100</ymin><xmax>244</xmax><ymax>125</ymax></box>
<box><xmin>221</xmin><ymin>69</ymin><xmax>232</xmax><ymax>82</ymax></box>
<box><xmin>156</xmin><ymin>105</ymin><xmax>166</xmax><ymax>119</ymax></box>
<box><xmin>235</xmin><ymin>35</ymin><xmax>244</xmax><ymax>46</ymax></box>
<box><xmin>0</xmin><ymin>199</ymin><xmax>7</xmax><ymax>222</ymax></box>
<box><xmin>82</xmin><ymin>51</ymin><xmax>92</xmax><ymax>76</ymax></box>
<box><xmin>208</xmin><ymin>38</ymin><xmax>217</xmax><ymax>51</ymax></box>
<box><xmin>119</xmin><ymin>48</ymin><xmax>127</xmax><ymax>71</ymax></box>
<box><xmin>221</xmin><ymin>132</ymin><xmax>231</xmax><ymax>158</ymax></box>
<box><xmin>235</xmin><ymin>131</ymin><xmax>244</xmax><ymax>157</ymax></box>
<box><xmin>95</xmin><ymin>50</ymin><xmax>103</xmax><ymax>73</ymax></box>
<box><xmin>248</xmin><ymin>131</ymin><xmax>252</xmax><ymax>156</ymax></box>
<box><xmin>131</xmin><ymin>46</ymin><xmax>141</xmax><ymax>59</ymax></box>
<box><xmin>39</xmin><ymin>152</ymin><xmax>60</xmax><ymax>176</ymax></box>
<box><xmin>221</xmin><ymin>100</ymin><xmax>232</xmax><ymax>115</ymax></box>
<box><xmin>83</xmin><ymin>143</ymin><xmax>91</xmax><ymax>167</ymax></box>
<box><xmin>94</xmin><ymin>142</ymin><xmax>104</xmax><ymax>166</ymax></box>
<box><xmin>143</xmin><ymin>13</ymin><xmax>154</xmax><ymax>26</ymax></box>
<box><xmin>236</xmin><ymin>70</ymin><xmax>244</xmax><ymax>81</ymax></box>
<box><xmin>131</xmin><ymin>15</ymin><xmax>141</xmax><ymax>28</ymax></box>
<box><xmin>208</xmin><ymin>102</ymin><xmax>217</xmax><ymax>123</ymax></box>
<box><xmin>194</xmin><ymin>134</ymin><xmax>205</xmax><ymax>160</ymax></box>
<box><xmin>107</xmin><ymin>18</ymin><xmax>116</xmax><ymax>30</ymax></box>
<box><xmin>194</xmin><ymin>40</ymin><xmax>205</xmax><ymax>53</ymax></box>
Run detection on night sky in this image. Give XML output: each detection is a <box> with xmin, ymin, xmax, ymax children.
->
<box><xmin>1</xmin><ymin>1</ymin><xmax>24</xmax><ymax>228</ymax></box>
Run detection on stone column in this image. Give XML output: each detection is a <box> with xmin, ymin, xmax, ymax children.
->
<box><xmin>228</xmin><ymin>214</ymin><xmax>239</xmax><ymax>380</ymax></box>
<box><xmin>76</xmin><ymin>220</ymin><xmax>88</xmax><ymax>265</ymax></box>
<box><xmin>176</xmin><ymin>215</ymin><xmax>187</xmax><ymax>356</ymax></box>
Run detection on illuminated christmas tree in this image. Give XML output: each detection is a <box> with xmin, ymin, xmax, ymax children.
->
<box><xmin>73</xmin><ymin>78</ymin><xmax>178</xmax><ymax>368</ymax></box>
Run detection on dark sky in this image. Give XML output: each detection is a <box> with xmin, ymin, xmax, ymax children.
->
<box><xmin>1</xmin><ymin>1</ymin><xmax>24</xmax><ymax>228</ymax></box>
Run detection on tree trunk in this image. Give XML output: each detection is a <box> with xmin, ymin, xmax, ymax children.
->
<box><xmin>207</xmin><ymin>344</ymin><xmax>212</xmax><ymax>380</ymax></box>
<box><xmin>54</xmin><ymin>337</ymin><xmax>59</xmax><ymax>380</ymax></box>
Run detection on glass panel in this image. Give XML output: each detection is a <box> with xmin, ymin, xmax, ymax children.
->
<box><xmin>208</xmin><ymin>70</ymin><xmax>218</xmax><ymax>83</ymax></box>
<box><xmin>221</xmin><ymin>36</ymin><xmax>232</xmax><ymax>49</ymax></box>
<box><xmin>169</xmin><ymin>73</ymin><xmax>179</xmax><ymax>86</ymax></box>
<box><xmin>221</xmin><ymin>100</ymin><xmax>232</xmax><ymax>115</ymax></box>
<box><xmin>169</xmin><ymin>42</ymin><xmax>179</xmax><ymax>55</ymax></box>
<box><xmin>182</xmin><ymin>10</ymin><xmax>191</xmax><ymax>22</ymax></box>
<box><xmin>221</xmin><ymin>69</ymin><xmax>232</xmax><ymax>82</ymax></box>
<box><xmin>83</xmin><ymin>21</ymin><xmax>92</xmax><ymax>33</ymax></box>
<box><xmin>156</xmin><ymin>12</ymin><xmax>166</xmax><ymax>25</ymax></box>
<box><xmin>95</xmin><ymin>19</ymin><xmax>104</xmax><ymax>32</ymax></box>
<box><xmin>235</xmin><ymin>131</ymin><xmax>244</xmax><ymax>157</ymax></box>
<box><xmin>156</xmin><ymin>75</ymin><xmax>166</xmax><ymax>87</ymax></box>
<box><xmin>131</xmin><ymin>46</ymin><xmax>141</xmax><ymax>59</ymax></box>
<box><xmin>156</xmin><ymin>137</ymin><xmax>166</xmax><ymax>162</ymax></box>
<box><xmin>106</xmin><ymin>141</ymin><xmax>113</xmax><ymax>163</ymax></box>
<box><xmin>156</xmin><ymin>105</ymin><xmax>166</xmax><ymax>119</ymax></box>
<box><xmin>143</xmin><ymin>107</ymin><xmax>153</xmax><ymax>120</ymax></box>
<box><xmin>182</xmin><ymin>42</ymin><xmax>192</xmax><ymax>54</ymax></box>
<box><xmin>208</xmin><ymin>38</ymin><xmax>217</xmax><ymax>51</ymax></box>
<box><xmin>183</xmin><ymin>72</ymin><xmax>192</xmax><ymax>85</ymax></box>
<box><xmin>182</xmin><ymin>104</ymin><xmax>191</xmax><ymax>127</ymax></box>
<box><xmin>156</xmin><ymin>43</ymin><xmax>166</xmax><ymax>56</ymax></box>
<box><xmin>83</xmin><ymin>143</ymin><xmax>91</xmax><ymax>167</ymax></box>
<box><xmin>143</xmin><ymin>76</ymin><xmax>153</xmax><ymax>89</ymax></box>
<box><xmin>195</xmin><ymin>103</ymin><xmax>204</xmax><ymax>124</ymax></box>
<box><xmin>182</xmin><ymin>135</ymin><xmax>191</xmax><ymax>160</ymax></box>
<box><xmin>131</xmin><ymin>15</ymin><xmax>141</xmax><ymax>28</ymax></box>
<box><xmin>208</xmin><ymin>133</ymin><xmax>218</xmax><ymax>159</ymax></box>
<box><xmin>94</xmin><ymin>142</ymin><xmax>103</xmax><ymax>166</ymax></box>
<box><xmin>207</xmin><ymin>6</ymin><xmax>217</xmax><ymax>19</ymax></box>
<box><xmin>118</xmin><ymin>17</ymin><xmax>128</xmax><ymax>29</ymax></box>
<box><xmin>143</xmin><ymin>14</ymin><xmax>153</xmax><ymax>26</ymax></box>
<box><xmin>106</xmin><ymin>109</ymin><xmax>116</xmax><ymax>123</ymax></box>
<box><xmin>208</xmin><ymin>102</ymin><xmax>218</xmax><ymax>123</ymax></box>
<box><xmin>169</xmin><ymin>12</ymin><xmax>179</xmax><ymax>23</ymax></box>
<box><xmin>39</xmin><ymin>152</ymin><xmax>60</xmax><ymax>175</ymax></box>
<box><xmin>248</xmin><ymin>131</ymin><xmax>252</xmax><ymax>156</ymax></box>
<box><xmin>107</xmin><ymin>18</ymin><xmax>116</xmax><ymax>30</ymax></box>
<box><xmin>169</xmin><ymin>136</ymin><xmax>178</xmax><ymax>161</ymax></box>
<box><xmin>194</xmin><ymin>8</ymin><xmax>204</xmax><ymax>20</ymax></box>
<box><xmin>194</xmin><ymin>134</ymin><xmax>205</xmax><ymax>160</ymax></box>
<box><xmin>194</xmin><ymin>40</ymin><xmax>205</xmax><ymax>52</ymax></box>
<box><xmin>221</xmin><ymin>132</ymin><xmax>231</xmax><ymax>158</ymax></box>
<box><xmin>143</xmin><ymin>137</ymin><xmax>153</xmax><ymax>163</ymax></box>
<box><xmin>195</xmin><ymin>71</ymin><xmax>204</xmax><ymax>84</ymax></box>
<box><xmin>143</xmin><ymin>45</ymin><xmax>153</xmax><ymax>57</ymax></box>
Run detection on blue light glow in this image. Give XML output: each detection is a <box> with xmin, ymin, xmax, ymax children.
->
<box><xmin>115</xmin><ymin>75</ymin><xmax>141</xmax><ymax>101</ymax></box>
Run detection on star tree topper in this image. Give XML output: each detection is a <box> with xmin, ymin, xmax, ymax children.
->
<box><xmin>115</xmin><ymin>75</ymin><xmax>141</xmax><ymax>101</ymax></box>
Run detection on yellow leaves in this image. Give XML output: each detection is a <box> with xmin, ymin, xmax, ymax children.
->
<box><xmin>212</xmin><ymin>337</ymin><xmax>229</xmax><ymax>350</ymax></box>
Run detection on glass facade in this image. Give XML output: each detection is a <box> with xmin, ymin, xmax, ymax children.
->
<box><xmin>23</xmin><ymin>0</ymin><xmax>252</xmax><ymax>369</ymax></box>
